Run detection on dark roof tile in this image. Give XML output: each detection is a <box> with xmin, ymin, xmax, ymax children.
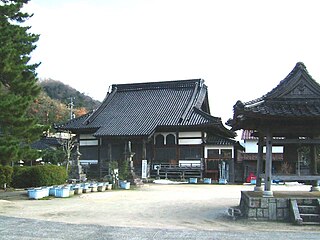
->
<box><xmin>58</xmin><ymin>79</ymin><xmax>234</xmax><ymax>138</ymax></box>
<box><xmin>229</xmin><ymin>62</ymin><xmax>320</xmax><ymax>130</ymax></box>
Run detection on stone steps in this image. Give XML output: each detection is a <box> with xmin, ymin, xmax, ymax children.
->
<box><xmin>291</xmin><ymin>199</ymin><xmax>320</xmax><ymax>225</ymax></box>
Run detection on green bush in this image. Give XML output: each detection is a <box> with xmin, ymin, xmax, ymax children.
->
<box><xmin>12</xmin><ymin>165</ymin><xmax>67</xmax><ymax>188</ymax></box>
<box><xmin>12</xmin><ymin>166</ymin><xmax>32</xmax><ymax>188</ymax></box>
<box><xmin>0</xmin><ymin>165</ymin><xmax>13</xmax><ymax>188</ymax></box>
<box><xmin>118</xmin><ymin>159</ymin><xmax>129</xmax><ymax>180</ymax></box>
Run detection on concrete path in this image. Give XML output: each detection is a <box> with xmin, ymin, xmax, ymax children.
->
<box><xmin>0</xmin><ymin>183</ymin><xmax>319</xmax><ymax>239</ymax></box>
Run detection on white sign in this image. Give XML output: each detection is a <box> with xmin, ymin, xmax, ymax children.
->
<box><xmin>141</xmin><ymin>160</ymin><xmax>148</xmax><ymax>179</ymax></box>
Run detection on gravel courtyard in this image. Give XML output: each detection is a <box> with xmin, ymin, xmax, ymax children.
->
<box><xmin>0</xmin><ymin>183</ymin><xmax>320</xmax><ymax>239</ymax></box>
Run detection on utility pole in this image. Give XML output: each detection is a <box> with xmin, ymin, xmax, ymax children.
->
<box><xmin>68</xmin><ymin>97</ymin><xmax>75</xmax><ymax>120</ymax></box>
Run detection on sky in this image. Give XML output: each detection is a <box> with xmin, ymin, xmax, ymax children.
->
<box><xmin>23</xmin><ymin>0</ymin><xmax>320</xmax><ymax>125</ymax></box>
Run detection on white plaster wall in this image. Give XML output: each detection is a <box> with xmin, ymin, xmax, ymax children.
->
<box><xmin>79</xmin><ymin>140</ymin><xmax>99</xmax><ymax>146</ymax></box>
<box><xmin>244</xmin><ymin>140</ymin><xmax>283</xmax><ymax>153</ymax></box>
<box><xmin>178</xmin><ymin>139</ymin><xmax>202</xmax><ymax>145</ymax></box>
<box><xmin>179</xmin><ymin>131</ymin><xmax>202</xmax><ymax>138</ymax></box>
<box><xmin>79</xmin><ymin>134</ymin><xmax>96</xmax><ymax>139</ymax></box>
<box><xmin>80</xmin><ymin>160</ymin><xmax>98</xmax><ymax>164</ymax></box>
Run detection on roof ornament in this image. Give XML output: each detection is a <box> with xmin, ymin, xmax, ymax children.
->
<box><xmin>296</xmin><ymin>62</ymin><xmax>306</xmax><ymax>70</ymax></box>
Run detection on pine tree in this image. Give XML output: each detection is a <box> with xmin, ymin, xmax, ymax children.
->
<box><xmin>0</xmin><ymin>0</ymin><xmax>44</xmax><ymax>165</ymax></box>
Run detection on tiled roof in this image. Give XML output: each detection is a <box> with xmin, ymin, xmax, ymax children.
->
<box><xmin>206</xmin><ymin>135</ymin><xmax>244</xmax><ymax>150</ymax></box>
<box><xmin>241</xmin><ymin>130</ymin><xmax>257</xmax><ymax>140</ymax></box>
<box><xmin>206</xmin><ymin>135</ymin><xmax>236</xmax><ymax>145</ymax></box>
<box><xmin>55</xmin><ymin>111</ymin><xmax>95</xmax><ymax>132</ymax></box>
<box><xmin>57</xmin><ymin>79</ymin><xmax>235</xmax><ymax>138</ymax></box>
<box><xmin>31</xmin><ymin>137</ymin><xmax>61</xmax><ymax>150</ymax></box>
<box><xmin>241</xmin><ymin>130</ymin><xmax>284</xmax><ymax>140</ymax></box>
<box><xmin>229</xmin><ymin>62</ymin><xmax>320</xmax><ymax>130</ymax></box>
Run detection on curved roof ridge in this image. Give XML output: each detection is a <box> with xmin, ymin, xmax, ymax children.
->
<box><xmin>179</xmin><ymin>81</ymin><xmax>200</xmax><ymax>123</ymax></box>
<box><xmin>83</xmin><ymin>88</ymin><xmax>117</xmax><ymax>125</ymax></box>
<box><xmin>265</xmin><ymin>62</ymin><xmax>320</xmax><ymax>99</ymax></box>
<box><xmin>194</xmin><ymin>83</ymin><xmax>208</xmax><ymax>109</ymax></box>
<box><xmin>193</xmin><ymin>107</ymin><xmax>221</xmax><ymax>122</ymax></box>
<box><xmin>55</xmin><ymin>111</ymin><xmax>93</xmax><ymax>130</ymax></box>
<box><xmin>112</xmin><ymin>79</ymin><xmax>202</xmax><ymax>92</ymax></box>
<box><xmin>243</xmin><ymin>96</ymin><xmax>265</xmax><ymax>107</ymax></box>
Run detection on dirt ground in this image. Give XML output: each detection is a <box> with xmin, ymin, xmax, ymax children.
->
<box><xmin>0</xmin><ymin>183</ymin><xmax>319</xmax><ymax>233</ymax></box>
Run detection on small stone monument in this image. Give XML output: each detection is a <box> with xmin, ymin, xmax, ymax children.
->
<box><xmin>70</xmin><ymin>142</ymin><xmax>86</xmax><ymax>181</ymax></box>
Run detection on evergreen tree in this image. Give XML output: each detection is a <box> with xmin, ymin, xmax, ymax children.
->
<box><xmin>0</xmin><ymin>0</ymin><xmax>44</xmax><ymax>165</ymax></box>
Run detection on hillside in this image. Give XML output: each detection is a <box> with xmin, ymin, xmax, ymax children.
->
<box><xmin>27</xmin><ymin>79</ymin><xmax>101</xmax><ymax>126</ymax></box>
<box><xmin>39</xmin><ymin>78</ymin><xmax>101</xmax><ymax>110</ymax></box>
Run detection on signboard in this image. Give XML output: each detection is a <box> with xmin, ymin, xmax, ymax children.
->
<box><xmin>141</xmin><ymin>160</ymin><xmax>148</xmax><ymax>179</ymax></box>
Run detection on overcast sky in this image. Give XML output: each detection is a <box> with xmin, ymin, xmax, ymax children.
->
<box><xmin>23</xmin><ymin>0</ymin><xmax>320</xmax><ymax>124</ymax></box>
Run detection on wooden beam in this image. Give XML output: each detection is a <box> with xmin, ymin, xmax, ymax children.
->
<box><xmin>263</xmin><ymin>175</ymin><xmax>320</xmax><ymax>181</ymax></box>
<box><xmin>271</xmin><ymin>139</ymin><xmax>320</xmax><ymax>145</ymax></box>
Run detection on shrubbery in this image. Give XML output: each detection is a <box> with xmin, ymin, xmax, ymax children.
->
<box><xmin>0</xmin><ymin>165</ymin><xmax>13</xmax><ymax>188</ymax></box>
<box><xmin>12</xmin><ymin>165</ymin><xmax>67</xmax><ymax>188</ymax></box>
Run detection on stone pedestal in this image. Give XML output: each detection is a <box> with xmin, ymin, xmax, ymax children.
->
<box><xmin>310</xmin><ymin>186</ymin><xmax>320</xmax><ymax>192</ymax></box>
<box><xmin>240</xmin><ymin>191</ymin><xmax>289</xmax><ymax>221</ymax></box>
<box><xmin>263</xmin><ymin>191</ymin><xmax>274</xmax><ymax>198</ymax></box>
<box><xmin>70</xmin><ymin>142</ymin><xmax>86</xmax><ymax>181</ymax></box>
<box><xmin>254</xmin><ymin>186</ymin><xmax>264</xmax><ymax>192</ymax></box>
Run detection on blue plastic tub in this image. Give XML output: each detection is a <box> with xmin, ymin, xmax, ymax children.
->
<box><xmin>189</xmin><ymin>178</ymin><xmax>198</xmax><ymax>184</ymax></box>
<box><xmin>203</xmin><ymin>178</ymin><xmax>212</xmax><ymax>184</ymax></box>
<box><xmin>219</xmin><ymin>178</ymin><xmax>227</xmax><ymax>184</ymax></box>
<box><xmin>49</xmin><ymin>187</ymin><xmax>60</xmax><ymax>196</ymax></box>
<box><xmin>120</xmin><ymin>181</ymin><xmax>130</xmax><ymax>190</ymax></box>
<box><xmin>28</xmin><ymin>188</ymin><xmax>48</xmax><ymax>199</ymax></box>
<box><xmin>55</xmin><ymin>187</ymin><xmax>70</xmax><ymax>198</ymax></box>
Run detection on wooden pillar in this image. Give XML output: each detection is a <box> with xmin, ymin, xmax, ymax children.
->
<box><xmin>263</xmin><ymin>131</ymin><xmax>273</xmax><ymax>197</ymax></box>
<box><xmin>254</xmin><ymin>135</ymin><xmax>264</xmax><ymax>191</ymax></box>
<box><xmin>142</xmin><ymin>138</ymin><xmax>147</xmax><ymax>160</ymax></box>
<box><xmin>98</xmin><ymin>138</ymin><xmax>102</xmax><ymax>179</ymax></box>
<box><xmin>108</xmin><ymin>143</ymin><xmax>112</xmax><ymax>160</ymax></box>
<box><xmin>310</xmin><ymin>144</ymin><xmax>320</xmax><ymax>191</ymax></box>
<box><xmin>142</xmin><ymin>138</ymin><xmax>148</xmax><ymax>179</ymax></box>
<box><xmin>108</xmin><ymin>143</ymin><xmax>112</xmax><ymax>175</ymax></box>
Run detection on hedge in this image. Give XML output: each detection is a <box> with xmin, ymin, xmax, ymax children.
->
<box><xmin>12</xmin><ymin>165</ymin><xmax>68</xmax><ymax>188</ymax></box>
<box><xmin>0</xmin><ymin>165</ymin><xmax>13</xmax><ymax>188</ymax></box>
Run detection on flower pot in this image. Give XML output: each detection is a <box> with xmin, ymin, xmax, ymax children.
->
<box><xmin>120</xmin><ymin>181</ymin><xmax>130</xmax><ymax>190</ymax></box>
<box><xmin>55</xmin><ymin>187</ymin><xmax>70</xmax><ymax>198</ymax></box>
<box><xmin>203</xmin><ymin>178</ymin><xmax>212</xmax><ymax>184</ymax></box>
<box><xmin>28</xmin><ymin>188</ymin><xmax>44</xmax><ymax>200</ymax></box>
<box><xmin>219</xmin><ymin>178</ymin><xmax>227</xmax><ymax>184</ymax></box>
<box><xmin>81</xmin><ymin>183</ymin><xmax>90</xmax><ymax>193</ymax></box>
<box><xmin>49</xmin><ymin>187</ymin><xmax>59</xmax><ymax>196</ymax></box>
<box><xmin>90</xmin><ymin>183</ymin><xmax>98</xmax><ymax>192</ymax></box>
<box><xmin>189</xmin><ymin>178</ymin><xmax>198</xmax><ymax>184</ymax></box>
<box><xmin>74</xmin><ymin>187</ymin><xmax>83</xmax><ymax>194</ymax></box>
<box><xmin>97</xmin><ymin>185</ymin><xmax>106</xmax><ymax>192</ymax></box>
<box><xmin>69</xmin><ymin>189</ymin><xmax>75</xmax><ymax>196</ymax></box>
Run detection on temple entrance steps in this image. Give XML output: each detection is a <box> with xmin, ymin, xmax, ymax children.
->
<box><xmin>290</xmin><ymin>199</ymin><xmax>320</xmax><ymax>225</ymax></box>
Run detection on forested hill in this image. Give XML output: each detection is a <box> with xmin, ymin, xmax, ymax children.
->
<box><xmin>27</xmin><ymin>79</ymin><xmax>101</xmax><ymax>126</ymax></box>
<box><xmin>39</xmin><ymin>78</ymin><xmax>101</xmax><ymax>110</ymax></box>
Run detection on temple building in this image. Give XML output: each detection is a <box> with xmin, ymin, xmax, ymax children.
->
<box><xmin>56</xmin><ymin>79</ymin><xmax>242</xmax><ymax>182</ymax></box>
<box><xmin>228</xmin><ymin>62</ymin><xmax>320</xmax><ymax>196</ymax></box>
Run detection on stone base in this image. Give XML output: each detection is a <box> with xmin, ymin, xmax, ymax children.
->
<box><xmin>310</xmin><ymin>186</ymin><xmax>320</xmax><ymax>192</ymax></box>
<box><xmin>263</xmin><ymin>191</ymin><xmax>274</xmax><ymax>198</ymax></box>
<box><xmin>240</xmin><ymin>191</ymin><xmax>289</xmax><ymax>221</ymax></box>
<box><xmin>254</xmin><ymin>186</ymin><xmax>263</xmax><ymax>192</ymax></box>
<box><xmin>239</xmin><ymin>191</ymin><xmax>320</xmax><ymax>222</ymax></box>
